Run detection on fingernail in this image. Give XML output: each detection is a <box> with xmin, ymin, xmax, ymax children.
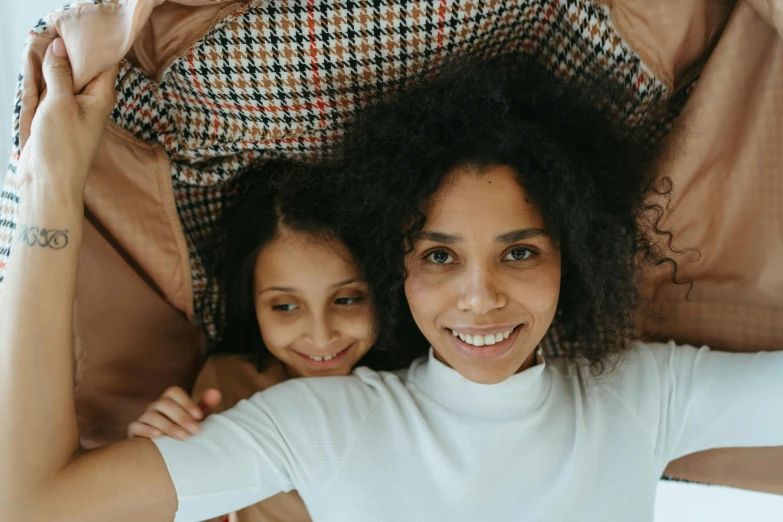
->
<box><xmin>191</xmin><ymin>409</ymin><xmax>203</xmax><ymax>420</ymax></box>
<box><xmin>52</xmin><ymin>38</ymin><xmax>67</xmax><ymax>58</ymax></box>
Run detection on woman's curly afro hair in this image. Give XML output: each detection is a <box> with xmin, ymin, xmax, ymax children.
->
<box><xmin>321</xmin><ymin>53</ymin><xmax>677</xmax><ymax>372</ymax></box>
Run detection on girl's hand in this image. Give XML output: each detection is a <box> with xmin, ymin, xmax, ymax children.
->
<box><xmin>127</xmin><ymin>387</ymin><xmax>222</xmax><ymax>441</ymax></box>
<box><xmin>17</xmin><ymin>38</ymin><xmax>118</xmax><ymax>198</ymax></box>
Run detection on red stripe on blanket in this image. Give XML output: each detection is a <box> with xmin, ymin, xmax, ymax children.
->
<box><xmin>435</xmin><ymin>0</ymin><xmax>448</xmax><ymax>60</ymax></box>
<box><xmin>307</xmin><ymin>0</ymin><xmax>328</xmax><ymax>129</ymax></box>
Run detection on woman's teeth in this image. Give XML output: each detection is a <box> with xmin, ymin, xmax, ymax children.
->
<box><xmin>450</xmin><ymin>328</ymin><xmax>513</xmax><ymax>347</ymax></box>
<box><xmin>305</xmin><ymin>350</ymin><xmax>342</xmax><ymax>362</ymax></box>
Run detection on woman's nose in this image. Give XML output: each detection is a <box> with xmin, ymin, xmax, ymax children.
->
<box><xmin>456</xmin><ymin>266</ymin><xmax>507</xmax><ymax>314</ymax></box>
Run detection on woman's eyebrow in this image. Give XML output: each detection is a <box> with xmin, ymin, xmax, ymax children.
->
<box><xmin>416</xmin><ymin>228</ymin><xmax>548</xmax><ymax>244</ymax></box>
<box><xmin>416</xmin><ymin>231</ymin><xmax>463</xmax><ymax>244</ymax></box>
<box><xmin>495</xmin><ymin>228</ymin><xmax>549</xmax><ymax>243</ymax></box>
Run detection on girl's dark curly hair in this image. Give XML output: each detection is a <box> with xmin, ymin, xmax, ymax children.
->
<box><xmin>322</xmin><ymin>53</ymin><xmax>678</xmax><ymax>371</ymax></box>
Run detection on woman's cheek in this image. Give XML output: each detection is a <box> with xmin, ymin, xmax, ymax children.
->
<box><xmin>406</xmin><ymin>270</ymin><xmax>450</xmax><ymax>315</ymax></box>
<box><xmin>405</xmin><ymin>269</ymin><xmax>431</xmax><ymax>299</ymax></box>
<box><xmin>506</xmin><ymin>267</ymin><xmax>560</xmax><ymax>316</ymax></box>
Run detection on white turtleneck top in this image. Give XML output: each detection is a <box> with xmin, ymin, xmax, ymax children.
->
<box><xmin>153</xmin><ymin>341</ymin><xmax>783</xmax><ymax>521</ymax></box>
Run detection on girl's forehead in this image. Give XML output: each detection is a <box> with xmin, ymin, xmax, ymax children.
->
<box><xmin>254</xmin><ymin>232</ymin><xmax>362</xmax><ymax>289</ymax></box>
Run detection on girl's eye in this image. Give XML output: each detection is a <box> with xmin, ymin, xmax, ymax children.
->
<box><xmin>504</xmin><ymin>248</ymin><xmax>534</xmax><ymax>261</ymax></box>
<box><xmin>425</xmin><ymin>251</ymin><xmax>454</xmax><ymax>264</ymax></box>
<box><xmin>335</xmin><ymin>296</ymin><xmax>363</xmax><ymax>305</ymax></box>
<box><xmin>272</xmin><ymin>304</ymin><xmax>298</xmax><ymax>312</ymax></box>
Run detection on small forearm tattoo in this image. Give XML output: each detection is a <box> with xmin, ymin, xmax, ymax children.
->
<box><xmin>16</xmin><ymin>224</ymin><xmax>69</xmax><ymax>250</ymax></box>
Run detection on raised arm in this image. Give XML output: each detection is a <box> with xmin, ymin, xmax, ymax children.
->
<box><xmin>0</xmin><ymin>40</ymin><xmax>349</xmax><ymax>522</ymax></box>
<box><xmin>0</xmin><ymin>39</ymin><xmax>178</xmax><ymax>521</ymax></box>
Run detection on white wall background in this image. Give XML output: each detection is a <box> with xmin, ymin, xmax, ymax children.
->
<box><xmin>1</xmin><ymin>1</ymin><xmax>782</xmax><ymax>520</ymax></box>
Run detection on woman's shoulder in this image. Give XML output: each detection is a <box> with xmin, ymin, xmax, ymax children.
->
<box><xmin>615</xmin><ymin>340</ymin><xmax>712</xmax><ymax>379</ymax></box>
<box><xmin>549</xmin><ymin>340</ymin><xmax>696</xmax><ymax>379</ymax></box>
<box><xmin>534</xmin><ymin>342</ymin><xmax>684</xmax><ymax>441</ymax></box>
<box><xmin>225</xmin><ymin>364</ymin><xmax>417</xmax><ymax>445</ymax></box>
<box><xmin>556</xmin><ymin>341</ymin><xmax>716</xmax><ymax>419</ymax></box>
<box><xmin>542</xmin><ymin>341</ymin><xmax>686</xmax><ymax>407</ymax></box>
<box><xmin>253</xmin><ymin>363</ymin><xmax>415</xmax><ymax>413</ymax></box>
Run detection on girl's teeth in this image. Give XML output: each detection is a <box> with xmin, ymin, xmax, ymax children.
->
<box><xmin>451</xmin><ymin>328</ymin><xmax>515</xmax><ymax>347</ymax></box>
<box><xmin>307</xmin><ymin>351</ymin><xmax>340</xmax><ymax>362</ymax></box>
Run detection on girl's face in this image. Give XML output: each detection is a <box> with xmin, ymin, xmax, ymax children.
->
<box><xmin>404</xmin><ymin>165</ymin><xmax>561</xmax><ymax>384</ymax></box>
<box><xmin>254</xmin><ymin>229</ymin><xmax>375</xmax><ymax>378</ymax></box>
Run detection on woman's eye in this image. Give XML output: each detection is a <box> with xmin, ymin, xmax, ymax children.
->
<box><xmin>272</xmin><ymin>304</ymin><xmax>298</xmax><ymax>312</ymax></box>
<box><xmin>335</xmin><ymin>296</ymin><xmax>363</xmax><ymax>305</ymax></box>
<box><xmin>504</xmin><ymin>248</ymin><xmax>534</xmax><ymax>261</ymax></box>
<box><xmin>425</xmin><ymin>251</ymin><xmax>454</xmax><ymax>264</ymax></box>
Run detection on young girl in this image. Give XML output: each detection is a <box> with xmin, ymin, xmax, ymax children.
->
<box><xmin>1</xmin><ymin>42</ymin><xmax>780</xmax><ymax>522</ymax></box>
<box><xmin>127</xmin><ymin>160</ymin><xmax>383</xmax><ymax>522</ymax></box>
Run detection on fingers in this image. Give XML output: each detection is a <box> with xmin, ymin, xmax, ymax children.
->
<box><xmin>161</xmin><ymin>386</ymin><xmax>205</xmax><ymax>420</ymax></box>
<box><xmin>127</xmin><ymin>386</ymin><xmax>205</xmax><ymax>441</ymax></box>
<box><xmin>127</xmin><ymin>421</ymin><xmax>162</xmax><ymax>440</ymax></box>
<box><xmin>197</xmin><ymin>388</ymin><xmax>223</xmax><ymax>415</ymax></box>
<box><xmin>79</xmin><ymin>62</ymin><xmax>119</xmax><ymax>119</ymax></box>
<box><xmin>19</xmin><ymin>48</ymin><xmax>44</xmax><ymax>152</ymax></box>
<box><xmin>41</xmin><ymin>38</ymin><xmax>73</xmax><ymax>98</ymax></box>
<box><xmin>132</xmin><ymin>409</ymin><xmax>194</xmax><ymax>441</ymax></box>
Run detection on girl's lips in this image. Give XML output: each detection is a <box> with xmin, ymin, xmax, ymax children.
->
<box><xmin>294</xmin><ymin>344</ymin><xmax>352</xmax><ymax>369</ymax></box>
<box><xmin>448</xmin><ymin>324</ymin><xmax>524</xmax><ymax>359</ymax></box>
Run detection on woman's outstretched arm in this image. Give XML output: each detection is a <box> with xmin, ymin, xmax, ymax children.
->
<box><xmin>0</xmin><ymin>39</ymin><xmax>177</xmax><ymax>521</ymax></box>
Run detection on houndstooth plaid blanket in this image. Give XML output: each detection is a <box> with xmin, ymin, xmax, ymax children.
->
<box><xmin>0</xmin><ymin>0</ymin><xmax>693</xmax><ymax>350</ymax></box>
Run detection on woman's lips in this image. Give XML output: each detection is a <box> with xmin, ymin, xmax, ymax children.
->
<box><xmin>448</xmin><ymin>324</ymin><xmax>524</xmax><ymax>359</ymax></box>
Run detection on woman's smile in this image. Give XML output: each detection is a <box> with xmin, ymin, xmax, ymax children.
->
<box><xmin>447</xmin><ymin>324</ymin><xmax>525</xmax><ymax>359</ymax></box>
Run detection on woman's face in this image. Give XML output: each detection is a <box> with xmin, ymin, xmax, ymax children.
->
<box><xmin>404</xmin><ymin>165</ymin><xmax>561</xmax><ymax>384</ymax></box>
<box><xmin>254</xmin><ymin>229</ymin><xmax>375</xmax><ymax>378</ymax></box>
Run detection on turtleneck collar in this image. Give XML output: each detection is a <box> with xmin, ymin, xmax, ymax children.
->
<box><xmin>408</xmin><ymin>348</ymin><xmax>552</xmax><ymax>418</ymax></box>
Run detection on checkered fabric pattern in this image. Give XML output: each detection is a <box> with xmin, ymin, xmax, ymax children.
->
<box><xmin>1</xmin><ymin>0</ymin><xmax>694</xmax><ymax>354</ymax></box>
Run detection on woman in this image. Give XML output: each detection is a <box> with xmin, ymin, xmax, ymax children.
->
<box><xmin>0</xmin><ymin>40</ymin><xmax>780</xmax><ymax>522</ymax></box>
